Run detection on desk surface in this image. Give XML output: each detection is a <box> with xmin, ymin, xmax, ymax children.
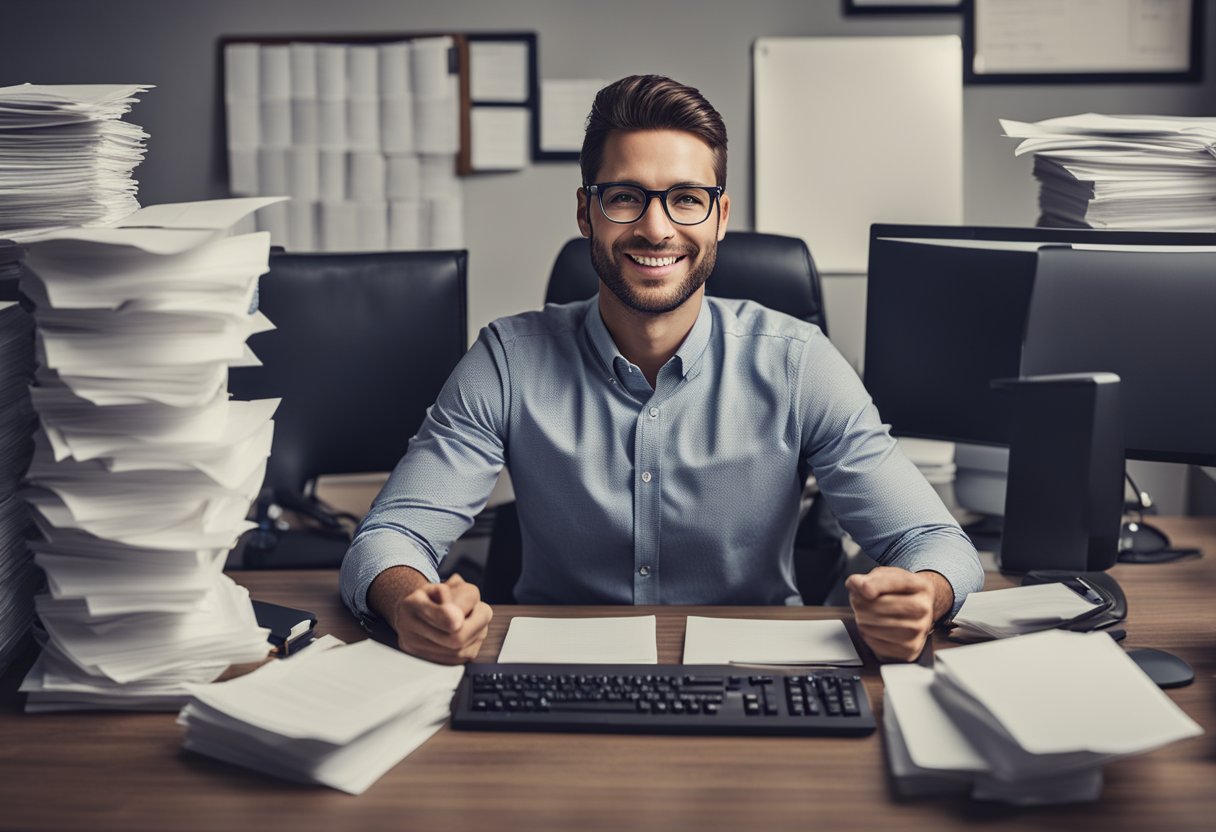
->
<box><xmin>2</xmin><ymin>517</ymin><xmax>1214</xmax><ymax>832</ymax></box>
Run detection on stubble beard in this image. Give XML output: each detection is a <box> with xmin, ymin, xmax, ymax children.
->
<box><xmin>590</xmin><ymin>225</ymin><xmax>719</xmax><ymax>315</ymax></box>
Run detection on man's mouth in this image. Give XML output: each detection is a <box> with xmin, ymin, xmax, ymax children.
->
<box><xmin>626</xmin><ymin>253</ymin><xmax>686</xmax><ymax>268</ymax></box>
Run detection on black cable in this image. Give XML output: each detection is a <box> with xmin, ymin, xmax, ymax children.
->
<box><xmin>1118</xmin><ymin>471</ymin><xmax>1202</xmax><ymax>563</ymax></box>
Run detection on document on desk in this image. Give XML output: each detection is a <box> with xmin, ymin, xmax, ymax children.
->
<box><xmin>179</xmin><ymin>639</ymin><xmax>463</xmax><ymax>794</ymax></box>
<box><xmin>682</xmin><ymin>617</ymin><xmax>862</xmax><ymax>666</ymax></box>
<box><xmin>497</xmin><ymin>616</ymin><xmax>657</xmax><ymax>664</ymax></box>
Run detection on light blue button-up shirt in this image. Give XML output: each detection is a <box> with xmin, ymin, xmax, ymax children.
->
<box><xmin>340</xmin><ymin>296</ymin><xmax>983</xmax><ymax>618</ymax></box>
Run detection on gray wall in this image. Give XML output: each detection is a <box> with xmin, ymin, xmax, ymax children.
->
<box><xmin>6</xmin><ymin>0</ymin><xmax>1214</xmax><ymax>512</ymax></box>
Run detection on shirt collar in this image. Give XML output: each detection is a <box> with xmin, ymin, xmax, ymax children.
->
<box><xmin>582</xmin><ymin>293</ymin><xmax>714</xmax><ymax>381</ymax></box>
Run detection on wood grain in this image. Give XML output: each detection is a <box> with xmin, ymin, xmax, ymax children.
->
<box><xmin>1</xmin><ymin>517</ymin><xmax>1213</xmax><ymax>832</ymax></box>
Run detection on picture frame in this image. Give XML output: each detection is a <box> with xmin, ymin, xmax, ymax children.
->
<box><xmin>963</xmin><ymin>0</ymin><xmax>1203</xmax><ymax>84</ymax></box>
<box><xmin>843</xmin><ymin>0</ymin><xmax>962</xmax><ymax>14</ymax></box>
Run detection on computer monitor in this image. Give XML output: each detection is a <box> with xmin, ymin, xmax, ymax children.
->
<box><xmin>863</xmin><ymin>224</ymin><xmax>1216</xmax><ymax>571</ymax></box>
<box><xmin>864</xmin><ymin>224</ymin><xmax>1216</xmax><ymax>465</ymax></box>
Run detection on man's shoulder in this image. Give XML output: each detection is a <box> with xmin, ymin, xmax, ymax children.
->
<box><xmin>707</xmin><ymin>296</ymin><xmax>823</xmax><ymax>345</ymax></box>
<box><xmin>488</xmin><ymin>298</ymin><xmax>593</xmax><ymax>345</ymax></box>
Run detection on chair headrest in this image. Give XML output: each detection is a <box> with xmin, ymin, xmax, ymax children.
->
<box><xmin>543</xmin><ymin>232</ymin><xmax>826</xmax><ymax>334</ymax></box>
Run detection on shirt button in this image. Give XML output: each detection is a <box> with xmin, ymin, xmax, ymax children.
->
<box><xmin>639</xmin><ymin>565</ymin><xmax>651</xmax><ymax>577</ymax></box>
<box><xmin>648</xmin><ymin>407</ymin><xmax>659</xmax><ymax>418</ymax></box>
<box><xmin>641</xmin><ymin>471</ymin><xmax>652</xmax><ymax>483</ymax></box>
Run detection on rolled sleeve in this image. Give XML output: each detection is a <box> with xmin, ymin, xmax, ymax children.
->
<box><xmin>878</xmin><ymin>525</ymin><xmax>985</xmax><ymax>619</ymax></box>
<box><xmin>339</xmin><ymin>528</ymin><xmax>441</xmax><ymax>618</ymax></box>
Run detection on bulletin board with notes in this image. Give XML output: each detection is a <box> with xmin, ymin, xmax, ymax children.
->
<box><xmin>221</xmin><ymin>32</ymin><xmax>540</xmax><ymax>255</ymax></box>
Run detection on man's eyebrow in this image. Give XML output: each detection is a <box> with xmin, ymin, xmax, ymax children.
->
<box><xmin>601</xmin><ymin>180</ymin><xmax>714</xmax><ymax>188</ymax></box>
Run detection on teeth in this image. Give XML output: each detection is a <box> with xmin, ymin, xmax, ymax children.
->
<box><xmin>630</xmin><ymin>255</ymin><xmax>679</xmax><ymax>267</ymax></box>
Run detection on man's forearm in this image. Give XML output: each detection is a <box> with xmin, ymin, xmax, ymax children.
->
<box><xmin>367</xmin><ymin>565</ymin><xmax>432</xmax><ymax>621</ymax></box>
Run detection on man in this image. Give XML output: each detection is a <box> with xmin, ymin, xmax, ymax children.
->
<box><xmin>340</xmin><ymin>75</ymin><xmax>983</xmax><ymax>664</ymax></box>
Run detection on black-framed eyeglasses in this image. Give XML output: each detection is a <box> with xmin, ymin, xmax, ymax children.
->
<box><xmin>585</xmin><ymin>182</ymin><xmax>724</xmax><ymax>226</ymax></box>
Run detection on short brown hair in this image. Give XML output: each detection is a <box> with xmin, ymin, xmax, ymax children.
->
<box><xmin>580</xmin><ymin>75</ymin><xmax>728</xmax><ymax>189</ymax></box>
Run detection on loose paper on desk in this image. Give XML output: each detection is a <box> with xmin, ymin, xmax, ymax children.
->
<box><xmin>881</xmin><ymin>663</ymin><xmax>1104</xmax><ymax>805</ymax></box>
<box><xmin>497</xmin><ymin>616</ymin><xmax>657</xmax><ymax>664</ymax></box>
<box><xmin>931</xmin><ymin>630</ymin><xmax>1203</xmax><ymax>783</ymax></box>
<box><xmin>179</xmin><ymin>639</ymin><xmax>462</xmax><ymax>794</ymax></box>
<box><xmin>682</xmin><ymin>616</ymin><xmax>862</xmax><ymax>666</ymax></box>
<box><xmin>950</xmin><ymin>582</ymin><xmax>1098</xmax><ymax>641</ymax></box>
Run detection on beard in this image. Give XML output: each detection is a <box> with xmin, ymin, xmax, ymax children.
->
<box><xmin>590</xmin><ymin>227</ymin><xmax>719</xmax><ymax>315</ymax></box>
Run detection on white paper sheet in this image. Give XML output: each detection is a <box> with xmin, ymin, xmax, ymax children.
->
<box><xmin>682</xmin><ymin>616</ymin><xmax>862</xmax><ymax>666</ymax></box>
<box><xmin>498</xmin><ymin>616</ymin><xmax>657</xmax><ymax>664</ymax></box>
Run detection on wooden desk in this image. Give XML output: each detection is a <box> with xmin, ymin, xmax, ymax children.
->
<box><xmin>2</xmin><ymin>517</ymin><xmax>1214</xmax><ymax>832</ymax></box>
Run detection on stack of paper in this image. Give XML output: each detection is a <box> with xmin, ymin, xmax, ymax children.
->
<box><xmin>178</xmin><ymin>639</ymin><xmax>463</xmax><ymax>794</ymax></box>
<box><xmin>0</xmin><ymin>245</ymin><xmax>37</xmax><ymax>675</ymax></box>
<box><xmin>0</xmin><ymin>84</ymin><xmax>151</xmax><ymax>242</ymax></box>
<box><xmin>882</xmin><ymin>630</ymin><xmax>1203</xmax><ymax>804</ymax></box>
<box><xmin>18</xmin><ymin>198</ymin><xmax>284</xmax><ymax>711</ymax></box>
<box><xmin>224</xmin><ymin>38</ymin><xmax>462</xmax><ymax>252</ymax></box>
<box><xmin>1002</xmin><ymin>114</ymin><xmax>1216</xmax><ymax>230</ymax></box>
<box><xmin>950</xmin><ymin>583</ymin><xmax>1099</xmax><ymax>641</ymax></box>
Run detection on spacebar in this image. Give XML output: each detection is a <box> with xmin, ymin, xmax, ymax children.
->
<box><xmin>546</xmin><ymin>701</ymin><xmax>640</xmax><ymax>713</ymax></box>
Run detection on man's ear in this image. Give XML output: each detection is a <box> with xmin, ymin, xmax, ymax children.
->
<box><xmin>576</xmin><ymin>187</ymin><xmax>591</xmax><ymax>238</ymax></box>
<box><xmin>716</xmin><ymin>192</ymin><xmax>731</xmax><ymax>242</ymax></box>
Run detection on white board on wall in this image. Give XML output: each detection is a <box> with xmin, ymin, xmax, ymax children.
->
<box><xmin>754</xmin><ymin>37</ymin><xmax>963</xmax><ymax>273</ymax></box>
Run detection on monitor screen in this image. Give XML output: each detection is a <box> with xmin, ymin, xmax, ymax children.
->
<box><xmin>864</xmin><ymin>224</ymin><xmax>1216</xmax><ymax>467</ymax></box>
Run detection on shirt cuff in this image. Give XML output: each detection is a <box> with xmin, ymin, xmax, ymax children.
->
<box><xmin>887</xmin><ymin>529</ymin><xmax>985</xmax><ymax>620</ymax></box>
<box><xmin>339</xmin><ymin>528</ymin><xmax>442</xmax><ymax>619</ymax></box>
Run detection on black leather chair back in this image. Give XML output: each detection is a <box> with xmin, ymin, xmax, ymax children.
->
<box><xmin>228</xmin><ymin>250</ymin><xmax>467</xmax><ymax>567</ymax></box>
<box><xmin>544</xmin><ymin>232</ymin><xmax>827</xmax><ymax>334</ymax></box>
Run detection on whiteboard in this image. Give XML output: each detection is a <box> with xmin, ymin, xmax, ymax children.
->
<box><xmin>754</xmin><ymin>37</ymin><xmax>963</xmax><ymax>273</ymax></box>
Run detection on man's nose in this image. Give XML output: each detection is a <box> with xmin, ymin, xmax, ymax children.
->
<box><xmin>633</xmin><ymin>195</ymin><xmax>675</xmax><ymax>243</ymax></box>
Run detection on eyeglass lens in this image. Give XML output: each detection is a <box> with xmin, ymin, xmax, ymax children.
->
<box><xmin>598</xmin><ymin>185</ymin><xmax>715</xmax><ymax>225</ymax></box>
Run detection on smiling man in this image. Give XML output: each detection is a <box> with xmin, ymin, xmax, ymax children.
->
<box><xmin>340</xmin><ymin>75</ymin><xmax>983</xmax><ymax>665</ymax></box>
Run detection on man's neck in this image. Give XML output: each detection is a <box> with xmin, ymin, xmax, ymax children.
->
<box><xmin>598</xmin><ymin>289</ymin><xmax>703</xmax><ymax>388</ymax></box>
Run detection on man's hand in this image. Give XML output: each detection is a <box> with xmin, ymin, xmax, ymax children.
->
<box><xmin>845</xmin><ymin>567</ymin><xmax>952</xmax><ymax>662</ymax></box>
<box><xmin>368</xmin><ymin>567</ymin><xmax>493</xmax><ymax>665</ymax></box>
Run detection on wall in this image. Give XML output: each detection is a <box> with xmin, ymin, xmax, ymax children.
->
<box><xmin>5</xmin><ymin>0</ymin><xmax>1214</xmax><ymax>511</ymax></box>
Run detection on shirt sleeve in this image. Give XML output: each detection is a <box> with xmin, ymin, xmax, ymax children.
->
<box><xmin>339</xmin><ymin>326</ymin><xmax>510</xmax><ymax>618</ymax></box>
<box><xmin>796</xmin><ymin>331</ymin><xmax>984</xmax><ymax>618</ymax></box>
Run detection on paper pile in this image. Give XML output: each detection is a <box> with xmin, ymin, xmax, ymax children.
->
<box><xmin>0</xmin><ymin>84</ymin><xmax>151</xmax><ymax>242</ymax></box>
<box><xmin>0</xmin><ymin>244</ymin><xmax>37</xmax><ymax>675</ymax></box>
<box><xmin>882</xmin><ymin>630</ymin><xmax>1202</xmax><ymax>805</ymax></box>
<box><xmin>950</xmin><ymin>582</ymin><xmax>1099</xmax><ymax>641</ymax></box>
<box><xmin>18</xmin><ymin>197</ymin><xmax>284</xmax><ymax>711</ymax></box>
<box><xmin>1002</xmin><ymin>114</ymin><xmax>1216</xmax><ymax>230</ymax></box>
<box><xmin>224</xmin><ymin>38</ymin><xmax>462</xmax><ymax>252</ymax></box>
<box><xmin>179</xmin><ymin>638</ymin><xmax>463</xmax><ymax>794</ymax></box>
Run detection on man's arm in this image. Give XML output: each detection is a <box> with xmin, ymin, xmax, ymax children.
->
<box><xmin>796</xmin><ymin>332</ymin><xmax>983</xmax><ymax>661</ymax></box>
<box><xmin>339</xmin><ymin>328</ymin><xmax>510</xmax><ymax>659</ymax></box>
<box><xmin>367</xmin><ymin>566</ymin><xmax>493</xmax><ymax>665</ymax></box>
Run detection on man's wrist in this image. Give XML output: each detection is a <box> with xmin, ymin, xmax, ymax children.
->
<box><xmin>917</xmin><ymin>569</ymin><xmax>955</xmax><ymax>622</ymax></box>
<box><xmin>367</xmin><ymin>565</ymin><xmax>431</xmax><ymax>623</ymax></box>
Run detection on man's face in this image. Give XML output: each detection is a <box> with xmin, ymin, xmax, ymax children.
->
<box><xmin>577</xmin><ymin>129</ymin><xmax>730</xmax><ymax>315</ymax></box>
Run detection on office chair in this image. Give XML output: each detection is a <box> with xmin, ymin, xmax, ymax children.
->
<box><xmin>482</xmin><ymin>232</ymin><xmax>846</xmax><ymax>604</ymax></box>
<box><xmin>228</xmin><ymin>249</ymin><xmax>468</xmax><ymax>568</ymax></box>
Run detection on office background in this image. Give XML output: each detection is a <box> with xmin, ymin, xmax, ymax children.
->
<box><xmin>4</xmin><ymin>0</ymin><xmax>1215</xmax><ymax>513</ymax></box>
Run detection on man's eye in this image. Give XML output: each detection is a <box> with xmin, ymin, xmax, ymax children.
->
<box><xmin>608</xmin><ymin>192</ymin><xmax>640</xmax><ymax>204</ymax></box>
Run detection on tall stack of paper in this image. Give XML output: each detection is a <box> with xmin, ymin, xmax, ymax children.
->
<box><xmin>17</xmin><ymin>198</ymin><xmax>284</xmax><ymax>711</ymax></box>
<box><xmin>225</xmin><ymin>38</ymin><xmax>462</xmax><ymax>252</ymax></box>
<box><xmin>0</xmin><ymin>244</ymin><xmax>37</xmax><ymax>674</ymax></box>
<box><xmin>178</xmin><ymin>639</ymin><xmax>463</xmax><ymax>794</ymax></box>
<box><xmin>1002</xmin><ymin>114</ymin><xmax>1216</xmax><ymax>230</ymax></box>
<box><xmin>0</xmin><ymin>84</ymin><xmax>151</xmax><ymax>242</ymax></box>
<box><xmin>882</xmin><ymin>630</ymin><xmax>1203</xmax><ymax>805</ymax></box>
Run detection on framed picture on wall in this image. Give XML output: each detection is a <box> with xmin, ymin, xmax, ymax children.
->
<box><xmin>843</xmin><ymin>0</ymin><xmax>962</xmax><ymax>13</ymax></box>
<box><xmin>963</xmin><ymin>0</ymin><xmax>1204</xmax><ymax>84</ymax></box>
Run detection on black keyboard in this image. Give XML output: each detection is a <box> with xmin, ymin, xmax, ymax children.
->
<box><xmin>450</xmin><ymin>663</ymin><xmax>875</xmax><ymax>737</ymax></box>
